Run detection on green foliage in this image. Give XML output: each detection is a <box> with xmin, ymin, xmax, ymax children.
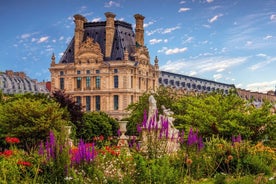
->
<box><xmin>134</xmin><ymin>154</ymin><xmax>180</xmax><ymax>184</ymax></box>
<box><xmin>76</xmin><ymin>111</ymin><xmax>119</xmax><ymax>141</ymax></box>
<box><xmin>0</xmin><ymin>94</ymin><xmax>69</xmax><ymax>150</ymax></box>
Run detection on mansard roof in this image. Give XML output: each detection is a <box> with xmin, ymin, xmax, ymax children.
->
<box><xmin>0</xmin><ymin>71</ymin><xmax>48</xmax><ymax>94</ymax></box>
<box><xmin>59</xmin><ymin>20</ymin><xmax>136</xmax><ymax>64</ymax></box>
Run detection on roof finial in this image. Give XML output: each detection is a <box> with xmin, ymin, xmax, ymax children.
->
<box><xmin>51</xmin><ymin>53</ymin><xmax>56</xmax><ymax>66</ymax></box>
<box><xmin>154</xmin><ymin>55</ymin><xmax>159</xmax><ymax>66</ymax></box>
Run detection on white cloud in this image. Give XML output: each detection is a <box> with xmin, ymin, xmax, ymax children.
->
<box><xmin>160</xmin><ymin>56</ymin><xmax>247</xmax><ymax>76</ymax></box>
<box><xmin>146</xmin><ymin>26</ymin><xmax>180</xmax><ymax>36</ymax></box>
<box><xmin>245</xmin><ymin>41</ymin><xmax>253</xmax><ymax>46</ymax></box>
<box><xmin>256</xmin><ymin>53</ymin><xmax>267</xmax><ymax>57</ymax></box>
<box><xmin>104</xmin><ymin>1</ymin><xmax>120</xmax><ymax>8</ymax></box>
<box><xmin>59</xmin><ymin>36</ymin><xmax>64</xmax><ymax>41</ymax></box>
<box><xmin>208</xmin><ymin>14</ymin><xmax>223</xmax><ymax>23</ymax></box>
<box><xmin>270</xmin><ymin>14</ymin><xmax>276</xmax><ymax>21</ymax></box>
<box><xmin>149</xmin><ymin>39</ymin><xmax>162</xmax><ymax>45</ymax></box>
<box><xmin>92</xmin><ymin>17</ymin><xmax>101</xmax><ymax>22</ymax></box>
<box><xmin>183</xmin><ymin>37</ymin><xmax>193</xmax><ymax>44</ymax></box>
<box><xmin>37</xmin><ymin>36</ymin><xmax>49</xmax><ymax>43</ymax></box>
<box><xmin>206</xmin><ymin>0</ymin><xmax>214</xmax><ymax>3</ymax></box>
<box><xmin>178</xmin><ymin>8</ymin><xmax>191</xmax><ymax>13</ymax></box>
<box><xmin>189</xmin><ymin>71</ymin><xmax>197</xmax><ymax>76</ymax></box>
<box><xmin>179</xmin><ymin>1</ymin><xmax>186</xmax><ymax>4</ymax></box>
<box><xmin>249</xmin><ymin>57</ymin><xmax>276</xmax><ymax>71</ymax></box>
<box><xmin>31</xmin><ymin>38</ymin><xmax>36</xmax><ymax>42</ymax></box>
<box><xmin>202</xmin><ymin>24</ymin><xmax>211</xmax><ymax>28</ymax></box>
<box><xmin>164</xmin><ymin>39</ymin><xmax>168</xmax><ymax>43</ymax></box>
<box><xmin>157</xmin><ymin>47</ymin><xmax>168</xmax><ymax>53</ymax></box>
<box><xmin>264</xmin><ymin>35</ymin><xmax>272</xmax><ymax>40</ymax></box>
<box><xmin>165</xmin><ymin>47</ymin><xmax>188</xmax><ymax>55</ymax></box>
<box><xmin>144</xmin><ymin>21</ymin><xmax>154</xmax><ymax>28</ymax></box>
<box><xmin>21</xmin><ymin>33</ymin><xmax>31</xmax><ymax>39</ymax></box>
<box><xmin>246</xmin><ymin>80</ymin><xmax>276</xmax><ymax>93</ymax></box>
<box><xmin>213</xmin><ymin>73</ymin><xmax>222</xmax><ymax>81</ymax></box>
<box><xmin>162</xmin><ymin>26</ymin><xmax>181</xmax><ymax>34</ymax></box>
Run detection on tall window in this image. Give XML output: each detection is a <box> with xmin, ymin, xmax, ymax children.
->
<box><xmin>96</xmin><ymin>76</ymin><xmax>100</xmax><ymax>89</ymax></box>
<box><xmin>114</xmin><ymin>75</ymin><xmax>119</xmax><ymax>88</ymax></box>
<box><xmin>76</xmin><ymin>96</ymin><xmax>81</xmax><ymax>106</ymax></box>
<box><xmin>95</xmin><ymin>96</ymin><xmax>101</xmax><ymax>111</ymax></box>
<box><xmin>77</xmin><ymin>77</ymin><xmax>82</xmax><ymax>89</ymax></box>
<box><xmin>60</xmin><ymin>78</ymin><xmax>64</xmax><ymax>90</ymax></box>
<box><xmin>86</xmin><ymin>77</ymin><xmax>91</xmax><ymax>88</ymax></box>
<box><xmin>139</xmin><ymin>77</ymin><xmax>141</xmax><ymax>89</ymax></box>
<box><xmin>131</xmin><ymin>76</ymin><xmax>133</xmax><ymax>88</ymax></box>
<box><xmin>86</xmin><ymin>96</ymin><xmax>91</xmax><ymax>111</ymax></box>
<box><xmin>114</xmin><ymin>95</ymin><xmax>119</xmax><ymax>110</ymax></box>
<box><xmin>131</xmin><ymin>95</ymin><xmax>134</xmax><ymax>104</ymax></box>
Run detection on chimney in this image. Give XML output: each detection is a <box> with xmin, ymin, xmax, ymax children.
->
<box><xmin>134</xmin><ymin>14</ymin><xmax>145</xmax><ymax>46</ymax></box>
<box><xmin>105</xmin><ymin>12</ymin><xmax>116</xmax><ymax>59</ymax></box>
<box><xmin>73</xmin><ymin>14</ymin><xmax>87</xmax><ymax>60</ymax></box>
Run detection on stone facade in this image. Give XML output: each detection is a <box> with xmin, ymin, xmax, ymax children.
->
<box><xmin>49</xmin><ymin>12</ymin><xmax>159</xmax><ymax>120</ymax></box>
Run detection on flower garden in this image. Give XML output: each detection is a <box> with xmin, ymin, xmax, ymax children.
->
<box><xmin>1</xmin><ymin>118</ymin><xmax>275</xmax><ymax>183</ymax></box>
<box><xmin>0</xmin><ymin>90</ymin><xmax>275</xmax><ymax>183</ymax></box>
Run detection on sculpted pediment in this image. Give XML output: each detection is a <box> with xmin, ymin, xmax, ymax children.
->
<box><xmin>135</xmin><ymin>46</ymin><xmax>150</xmax><ymax>64</ymax></box>
<box><xmin>77</xmin><ymin>37</ymin><xmax>103</xmax><ymax>62</ymax></box>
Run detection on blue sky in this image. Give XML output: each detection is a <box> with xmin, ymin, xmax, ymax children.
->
<box><xmin>1</xmin><ymin>0</ymin><xmax>276</xmax><ymax>92</ymax></box>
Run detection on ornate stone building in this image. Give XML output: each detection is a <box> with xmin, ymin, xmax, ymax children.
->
<box><xmin>49</xmin><ymin>12</ymin><xmax>159</xmax><ymax>119</ymax></box>
<box><xmin>49</xmin><ymin>12</ymin><xmax>275</xmax><ymax>119</ymax></box>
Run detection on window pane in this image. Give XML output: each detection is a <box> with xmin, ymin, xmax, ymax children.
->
<box><xmin>114</xmin><ymin>95</ymin><xmax>119</xmax><ymax>110</ymax></box>
<box><xmin>96</xmin><ymin>96</ymin><xmax>101</xmax><ymax>111</ymax></box>
<box><xmin>60</xmin><ymin>78</ymin><xmax>64</xmax><ymax>90</ymax></box>
<box><xmin>114</xmin><ymin>75</ymin><xmax>118</xmax><ymax>88</ymax></box>
<box><xmin>86</xmin><ymin>96</ymin><xmax>91</xmax><ymax>111</ymax></box>
<box><xmin>96</xmin><ymin>76</ymin><xmax>101</xmax><ymax>89</ymax></box>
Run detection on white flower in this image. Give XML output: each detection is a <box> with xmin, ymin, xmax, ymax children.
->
<box><xmin>64</xmin><ymin>176</ymin><xmax>73</xmax><ymax>180</ymax></box>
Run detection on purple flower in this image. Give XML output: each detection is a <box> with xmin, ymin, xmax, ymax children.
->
<box><xmin>179</xmin><ymin>130</ymin><xmax>185</xmax><ymax>144</ymax></box>
<box><xmin>137</xmin><ymin>124</ymin><xmax>142</xmax><ymax>133</ymax></box>
<box><xmin>38</xmin><ymin>141</ymin><xmax>44</xmax><ymax>156</ymax></box>
<box><xmin>187</xmin><ymin>128</ymin><xmax>198</xmax><ymax>146</ymax></box>
<box><xmin>117</xmin><ymin>129</ymin><xmax>121</xmax><ymax>137</ymax></box>
<box><xmin>232</xmin><ymin>134</ymin><xmax>242</xmax><ymax>145</ymax></box>
<box><xmin>197</xmin><ymin>136</ymin><xmax>204</xmax><ymax>151</ymax></box>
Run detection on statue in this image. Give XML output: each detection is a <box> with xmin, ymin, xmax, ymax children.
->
<box><xmin>147</xmin><ymin>91</ymin><xmax>157</xmax><ymax>127</ymax></box>
<box><xmin>161</xmin><ymin>105</ymin><xmax>178</xmax><ymax>137</ymax></box>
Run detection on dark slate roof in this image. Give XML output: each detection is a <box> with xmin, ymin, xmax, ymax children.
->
<box><xmin>59</xmin><ymin>20</ymin><xmax>136</xmax><ymax>63</ymax></box>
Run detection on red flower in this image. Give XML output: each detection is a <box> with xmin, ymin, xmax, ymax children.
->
<box><xmin>5</xmin><ymin>137</ymin><xmax>20</xmax><ymax>144</ymax></box>
<box><xmin>99</xmin><ymin>135</ymin><xmax>104</xmax><ymax>141</ymax></box>
<box><xmin>3</xmin><ymin>150</ymin><xmax>13</xmax><ymax>157</ymax></box>
<box><xmin>17</xmin><ymin>161</ymin><xmax>32</xmax><ymax>167</ymax></box>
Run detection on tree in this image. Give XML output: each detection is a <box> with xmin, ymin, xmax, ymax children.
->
<box><xmin>173</xmin><ymin>91</ymin><xmax>276</xmax><ymax>143</ymax></box>
<box><xmin>76</xmin><ymin>111</ymin><xmax>119</xmax><ymax>142</ymax></box>
<box><xmin>0</xmin><ymin>94</ymin><xmax>70</xmax><ymax>150</ymax></box>
<box><xmin>51</xmin><ymin>90</ymin><xmax>83</xmax><ymax>123</ymax></box>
